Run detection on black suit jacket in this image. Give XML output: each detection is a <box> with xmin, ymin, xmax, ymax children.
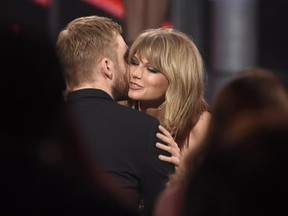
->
<box><xmin>0</xmin><ymin>151</ymin><xmax>139</xmax><ymax>216</ymax></box>
<box><xmin>65</xmin><ymin>89</ymin><xmax>175</xmax><ymax>216</ymax></box>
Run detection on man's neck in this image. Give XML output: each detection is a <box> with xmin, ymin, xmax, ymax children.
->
<box><xmin>68</xmin><ymin>84</ymin><xmax>113</xmax><ymax>99</ymax></box>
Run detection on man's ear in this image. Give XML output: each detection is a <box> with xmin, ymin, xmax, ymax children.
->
<box><xmin>101</xmin><ymin>58</ymin><xmax>113</xmax><ymax>79</ymax></box>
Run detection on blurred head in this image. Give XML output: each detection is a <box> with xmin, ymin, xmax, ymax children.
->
<box><xmin>0</xmin><ymin>27</ymin><xmax>64</xmax><ymax>150</ymax></box>
<box><xmin>127</xmin><ymin>28</ymin><xmax>208</xmax><ymax>135</ymax></box>
<box><xmin>56</xmin><ymin>15</ymin><xmax>129</xmax><ymax>100</ymax></box>
<box><xmin>208</xmin><ymin>67</ymin><xmax>288</xmax><ymax>146</ymax></box>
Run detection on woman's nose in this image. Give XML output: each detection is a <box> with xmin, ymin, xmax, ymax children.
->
<box><xmin>130</xmin><ymin>65</ymin><xmax>143</xmax><ymax>78</ymax></box>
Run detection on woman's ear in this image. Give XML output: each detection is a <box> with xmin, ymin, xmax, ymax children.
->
<box><xmin>101</xmin><ymin>58</ymin><xmax>113</xmax><ymax>79</ymax></box>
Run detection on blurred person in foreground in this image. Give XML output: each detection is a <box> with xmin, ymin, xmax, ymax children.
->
<box><xmin>154</xmin><ymin>67</ymin><xmax>288</xmax><ymax>216</ymax></box>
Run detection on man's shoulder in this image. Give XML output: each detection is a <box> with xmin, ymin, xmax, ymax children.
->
<box><xmin>117</xmin><ymin>100</ymin><xmax>157</xmax><ymax>119</ymax></box>
<box><xmin>117</xmin><ymin>103</ymin><xmax>158</xmax><ymax>123</ymax></box>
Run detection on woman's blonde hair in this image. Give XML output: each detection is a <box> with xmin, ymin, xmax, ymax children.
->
<box><xmin>128</xmin><ymin>28</ymin><xmax>209</xmax><ymax>148</ymax></box>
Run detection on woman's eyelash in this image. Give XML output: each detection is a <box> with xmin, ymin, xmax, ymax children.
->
<box><xmin>147</xmin><ymin>67</ymin><xmax>160</xmax><ymax>73</ymax></box>
<box><xmin>131</xmin><ymin>59</ymin><xmax>139</xmax><ymax>65</ymax></box>
<box><xmin>130</xmin><ymin>57</ymin><xmax>160</xmax><ymax>73</ymax></box>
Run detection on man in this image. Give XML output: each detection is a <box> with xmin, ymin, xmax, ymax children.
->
<box><xmin>56</xmin><ymin>15</ymin><xmax>174</xmax><ymax>216</ymax></box>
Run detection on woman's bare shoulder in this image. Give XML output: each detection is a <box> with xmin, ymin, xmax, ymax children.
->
<box><xmin>196</xmin><ymin>111</ymin><xmax>211</xmax><ymax>130</ymax></box>
<box><xmin>187</xmin><ymin>111</ymin><xmax>211</xmax><ymax>150</ymax></box>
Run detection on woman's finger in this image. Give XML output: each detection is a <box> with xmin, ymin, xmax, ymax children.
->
<box><xmin>158</xmin><ymin>154</ymin><xmax>180</xmax><ymax>166</ymax></box>
<box><xmin>158</xmin><ymin>125</ymin><xmax>173</xmax><ymax>137</ymax></box>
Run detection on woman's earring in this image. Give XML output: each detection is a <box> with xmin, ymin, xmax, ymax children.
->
<box><xmin>158</xmin><ymin>101</ymin><xmax>166</xmax><ymax>110</ymax></box>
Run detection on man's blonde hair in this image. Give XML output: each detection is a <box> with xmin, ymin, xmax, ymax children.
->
<box><xmin>56</xmin><ymin>15</ymin><xmax>122</xmax><ymax>88</ymax></box>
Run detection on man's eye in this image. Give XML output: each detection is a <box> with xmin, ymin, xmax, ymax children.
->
<box><xmin>147</xmin><ymin>67</ymin><xmax>160</xmax><ymax>73</ymax></box>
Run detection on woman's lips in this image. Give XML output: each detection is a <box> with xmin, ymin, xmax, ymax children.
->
<box><xmin>129</xmin><ymin>81</ymin><xmax>142</xmax><ymax>90</ymax></box>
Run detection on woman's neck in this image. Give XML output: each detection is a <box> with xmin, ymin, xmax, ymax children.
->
<box><xmin>138</xmin><ymin>101</ymin><xmax>166</xmax><ymax>122</ymax></box>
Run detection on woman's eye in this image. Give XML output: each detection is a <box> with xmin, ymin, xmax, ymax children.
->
<box><xmin>131</xmin><ymin>58</ymin><xmax>139</xmax><ymax>66</ymax></box>
<box><xmin>147</xmin><ymin>67</ymin><xmax>160</xmax><ymax>73</ymax></box>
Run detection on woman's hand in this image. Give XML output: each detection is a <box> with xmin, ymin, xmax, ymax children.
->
<box><xmin>156</xmin><ymin>125</ymin><xmax>181</xmax><ymax>166</ymax></box>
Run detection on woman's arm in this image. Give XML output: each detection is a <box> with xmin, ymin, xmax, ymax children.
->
<box><xmin>187</xmin><ymin>111</ymin><xmax>211</xmax><ymax>152</ymax></box>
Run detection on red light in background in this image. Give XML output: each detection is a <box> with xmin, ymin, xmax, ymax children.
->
<box><xmin>82</xmin><ymin>0</ymin><xmax>124</xmax><ymax>19</ymax></box>
<box><xmin>31</xmin><ymin>0</ymin><xmax>51</xmax><ymax>8</ymax></box>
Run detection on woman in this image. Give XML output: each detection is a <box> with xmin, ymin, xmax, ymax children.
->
<box><xmin>126</xmin><ymin>28</ymin><xmax>211</xmax><ymax>166</ymax></box>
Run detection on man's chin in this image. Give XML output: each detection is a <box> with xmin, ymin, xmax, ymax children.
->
<box><xmin>112</xmin><ymin>82</ymin><xmax>129</xmax><ymax>101</ymax></box>
<box><xmin>114</xmin><ymin>90</ymin><xmax>129</xmax><ymax>101</ymax></box>
<box><xmin>115</xmin><ymin>95</ymin><xmax>129</xmax><ymax>102</ymax></box>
